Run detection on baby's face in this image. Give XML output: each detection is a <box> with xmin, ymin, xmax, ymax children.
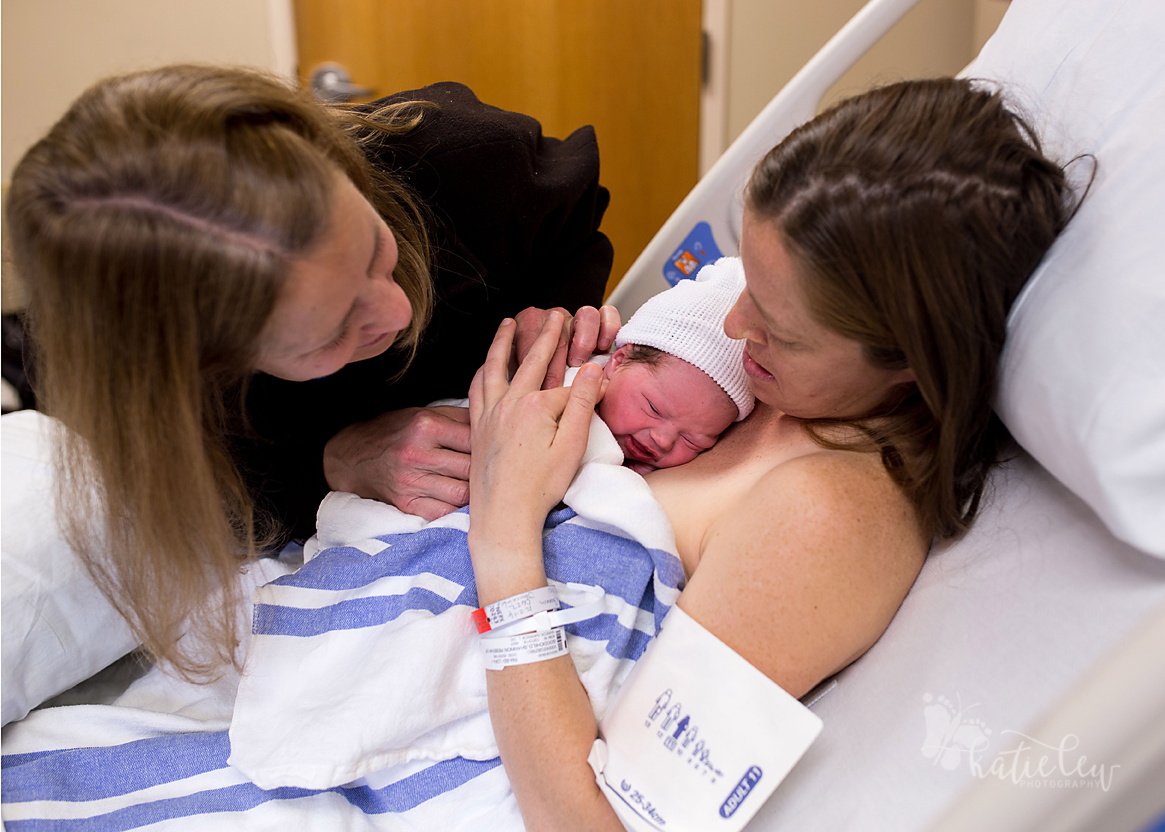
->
<box><xmin>598</xmin><ymin>347</ymin><xmax>738</xmax><ymax>475</ymax></box>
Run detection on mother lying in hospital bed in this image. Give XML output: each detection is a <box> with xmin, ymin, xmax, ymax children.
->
<box><xmin>461</xmin><ymin>79</ymin><xmax>1075</xmax><ymax>829</ymax></box>
<box><xmin>6</xmin><ymin>68</ymin><xmax>1072</xmax><ymax>827</ymax></box>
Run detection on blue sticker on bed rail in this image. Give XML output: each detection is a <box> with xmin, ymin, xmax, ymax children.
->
<box><xmin>664</xmin><ymin>222</ymin><xmax>723</xmax><ymax>286</ymax></box>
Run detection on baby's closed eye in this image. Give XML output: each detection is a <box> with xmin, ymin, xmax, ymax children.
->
<box><xmin>683</xmin><ymin>434</ymin><xmax>717</xmax><ymax>452</ymax></box>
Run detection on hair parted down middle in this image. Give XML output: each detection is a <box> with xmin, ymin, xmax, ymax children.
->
<box><xmin>5</xmin><ymin>65</ymin><xmax>433</xmax><ymax>679</ymax></box>
<box><xmin>746</xmin><ymin>78</ymin><xmax>1073</xmax><ymax>541</ymax></box>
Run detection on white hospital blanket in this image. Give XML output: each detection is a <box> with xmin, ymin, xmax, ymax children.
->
<box><xmin>228</xmin><ymin>407</ymin><xmax>682</xmax><ymax>788</ymax></box>
<box><xmin>1</xmin><ymin>412</ymin><xmax>685</xmax><ymax>830</ymax></box>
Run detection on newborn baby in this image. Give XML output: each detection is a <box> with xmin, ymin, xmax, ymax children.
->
<box><xmin>593</xmin><ymin>256</ymin><xmax>754</xmax><ymax>475</ymax></box>
<box><xmin>436</xmin><ymin>258</ymin><xmax>754</xmax><ymax>476</ymax></box>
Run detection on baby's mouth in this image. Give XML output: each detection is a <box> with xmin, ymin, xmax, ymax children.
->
<box><xmin>624</xmin><ymin>458</ymin><xmax>657</xmax><ymax>476</ymax></box>
<box><xmin>623</xmin><ymin>435</ymin><xmax>658</xmax><ymax>464</ymax></box>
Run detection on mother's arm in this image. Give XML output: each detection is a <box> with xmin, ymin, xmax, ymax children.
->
<box><xmin>466</xmin><ymin>314</ymin><xmax>623</xmax><ymax>831</ymax></box>
<box><xmin>680</xmin><ymin>450</ymin><xmax>929</xmax><ymax>698</ymax></box>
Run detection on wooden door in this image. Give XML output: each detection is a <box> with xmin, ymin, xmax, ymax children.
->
<box><xmin>294</xmin><ymin>0</ymin><xmax>702</xmax><ymax>297</ymax></box>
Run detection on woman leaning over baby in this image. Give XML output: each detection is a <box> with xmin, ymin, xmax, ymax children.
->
<box><xmin>6</xmin><ymin>66</ymin><xmax>618</xmax><ymax>681</ymax></box>
<box><xmin>467</xmin><ymin>78</ymin><xmax>1071</xmax><ymax>828</ymax></box>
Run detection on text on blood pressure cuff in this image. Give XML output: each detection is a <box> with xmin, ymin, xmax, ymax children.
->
<box><xmin>587</xmin><ymin>606</ymin><xmax>822</xmax><ymax>831</ymax></box>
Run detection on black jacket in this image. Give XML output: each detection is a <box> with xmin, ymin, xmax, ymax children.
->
<box><xmin>237</xmin><ymin>82</ymin><xmax>613</xmax><ymax>541</ymax></box>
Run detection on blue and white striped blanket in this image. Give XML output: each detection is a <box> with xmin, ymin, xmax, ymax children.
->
<box><xmin>1</xmin><ymin>411</ymin><xmax>685</xmax><ymax>830</ymax></box>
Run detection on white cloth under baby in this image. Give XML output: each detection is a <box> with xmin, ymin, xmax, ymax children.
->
<box><xmin>228</xmin><ymin>410</ymin><xmax>682</xmax><ymax>790</ymax></box>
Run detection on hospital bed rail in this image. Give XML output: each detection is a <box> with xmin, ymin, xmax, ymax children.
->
<box><xmin>606</xmin><ymin>0</ymin><xmax>922</xmax><ymax>319</ymax></box>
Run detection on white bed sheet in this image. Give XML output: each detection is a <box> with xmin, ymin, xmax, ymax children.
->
<box><xmin>749</xmin><ymin>450</ymin><xmax>1165</xmax><ymax>830</ymax></box>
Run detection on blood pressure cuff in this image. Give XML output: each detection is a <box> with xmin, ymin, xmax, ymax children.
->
<box><xmin>587</xmin><ymin>606</ymin><xmax>822</xmax><ymax>831</ymax></box>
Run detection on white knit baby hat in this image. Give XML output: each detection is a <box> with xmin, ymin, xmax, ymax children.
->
<box><xmin>614</xmin><ymin>256</ymin><xmax>755</xmax><ymax>421</ymax></box>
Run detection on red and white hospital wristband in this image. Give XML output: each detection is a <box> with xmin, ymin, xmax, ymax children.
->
<box><xmin>472</xmin><ymin>585</ymin><xmax>561</xmax><ymax>633</ymax></box>
<box><xmin>476</xmin><ymin>583</ymin><xmax>607</xmax><ymax>670</ymax></box>
<box><xmin>484</xmin><ymin>584</ymin><xmax>607</xmax><ymax>638</ymax></box>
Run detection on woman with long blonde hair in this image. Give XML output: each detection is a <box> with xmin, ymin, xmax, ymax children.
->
<box><xmin>6</xmin><ymin>65</ymin><xmax>616</xmax><ymax>679</ymax></box>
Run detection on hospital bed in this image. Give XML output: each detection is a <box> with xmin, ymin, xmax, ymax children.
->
<box><xmin>3</xmin><ymin>0</ymin><xmax>1164</xmax><ymax>829</ymax></box>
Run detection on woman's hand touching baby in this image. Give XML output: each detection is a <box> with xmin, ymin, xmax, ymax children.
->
<box><xmin>467</xmin><ymin>313</ymin><xmax>607</xmax><ymax>601</ymax></box>
<box><xmin>326</xmin><ymin>305</ymin><xmax>618</xmax><ymax>521</ymax></box>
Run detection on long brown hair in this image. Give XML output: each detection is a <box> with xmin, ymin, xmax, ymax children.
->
<box><xmin>6</xmin><ymin>65</ymin><xmax>432</xmax><ymax>678</ymax></box>
<box><xmin>746</xmin><ymin>78</ymin><xmax>1072</xmax><ymax>540</ymax></box>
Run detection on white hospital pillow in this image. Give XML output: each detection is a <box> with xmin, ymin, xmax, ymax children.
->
<box><xmin>1</xmin><ymin>410</ymin><xmax>139</xmax><ymax>725</ymax></box>
<box><xmin>966</xmin><ymin>0</ymin><xmax>1165</xmax><ymax>557</ymax></box>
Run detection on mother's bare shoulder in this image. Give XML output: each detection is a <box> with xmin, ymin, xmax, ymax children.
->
<box><xmin>678</xmin><ymin>449</ymin><xmax>928</xmax><ymax>697</ymax></box>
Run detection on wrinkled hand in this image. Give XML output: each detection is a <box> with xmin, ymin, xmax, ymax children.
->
<box><xmin>469</xmin><ymin>313</ymin><xmax>608</xmax><ymax>539</ymax></box>
<box><xmin>323</xmin><ymin>406</ymin><xmax>471</xmax><ymax>521</ymax></box>
<box><xmin>513</xmin><ymin>305</ymin><xmax>620</xmax><ymax>389</ymax></box>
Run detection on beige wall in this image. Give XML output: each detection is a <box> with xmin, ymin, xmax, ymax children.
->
<box><xmin>1</xmin><ymin>0</ymin><xmax>295</xmax><ymax>183</ymax></box>
<box><xmin>1</xmin><ymin>0</ymin><xmax>295</xmax><ymax>311</ymax></box>
<box><xmin>973</xmin><ymin>0</ymin><xmax>1011</xmax><ymax>54</ymax></box>
<box><xmin>725</xmin><ymin>0</ymin><xmax>1005</xmax><ymax>146</ymax></box>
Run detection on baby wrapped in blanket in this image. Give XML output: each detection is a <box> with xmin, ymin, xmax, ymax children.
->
<box><xmin>228</xmin><ymin>257</ymin><xmax>751</xmax><ymax>793</ymax></box>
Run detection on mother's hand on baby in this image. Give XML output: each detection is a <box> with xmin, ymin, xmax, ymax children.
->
<box><xmin>513</xmin><ymin>304</ymin><xmax>620</xmax><ymax>390</ymax></box>
<box><xmin>469</xmin><ymin>314</ymin><xmax>607</xmax><ymax>535</ymax></box>
<box><xmin>323</xmin><ymin>406</ymin><xmax>472</xmax><ymax>521</ymax></box>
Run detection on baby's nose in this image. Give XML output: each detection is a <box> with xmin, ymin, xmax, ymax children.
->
<box><xmin>650</xmin><ymin>426</ymin><xmax>676</xmax><ymax>453</ymax></box>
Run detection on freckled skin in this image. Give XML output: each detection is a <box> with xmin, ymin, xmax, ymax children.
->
<box><xmin>597</xmin><ymin>347</ymin><xmax>738</xmax><ymax>475</ymax></box>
